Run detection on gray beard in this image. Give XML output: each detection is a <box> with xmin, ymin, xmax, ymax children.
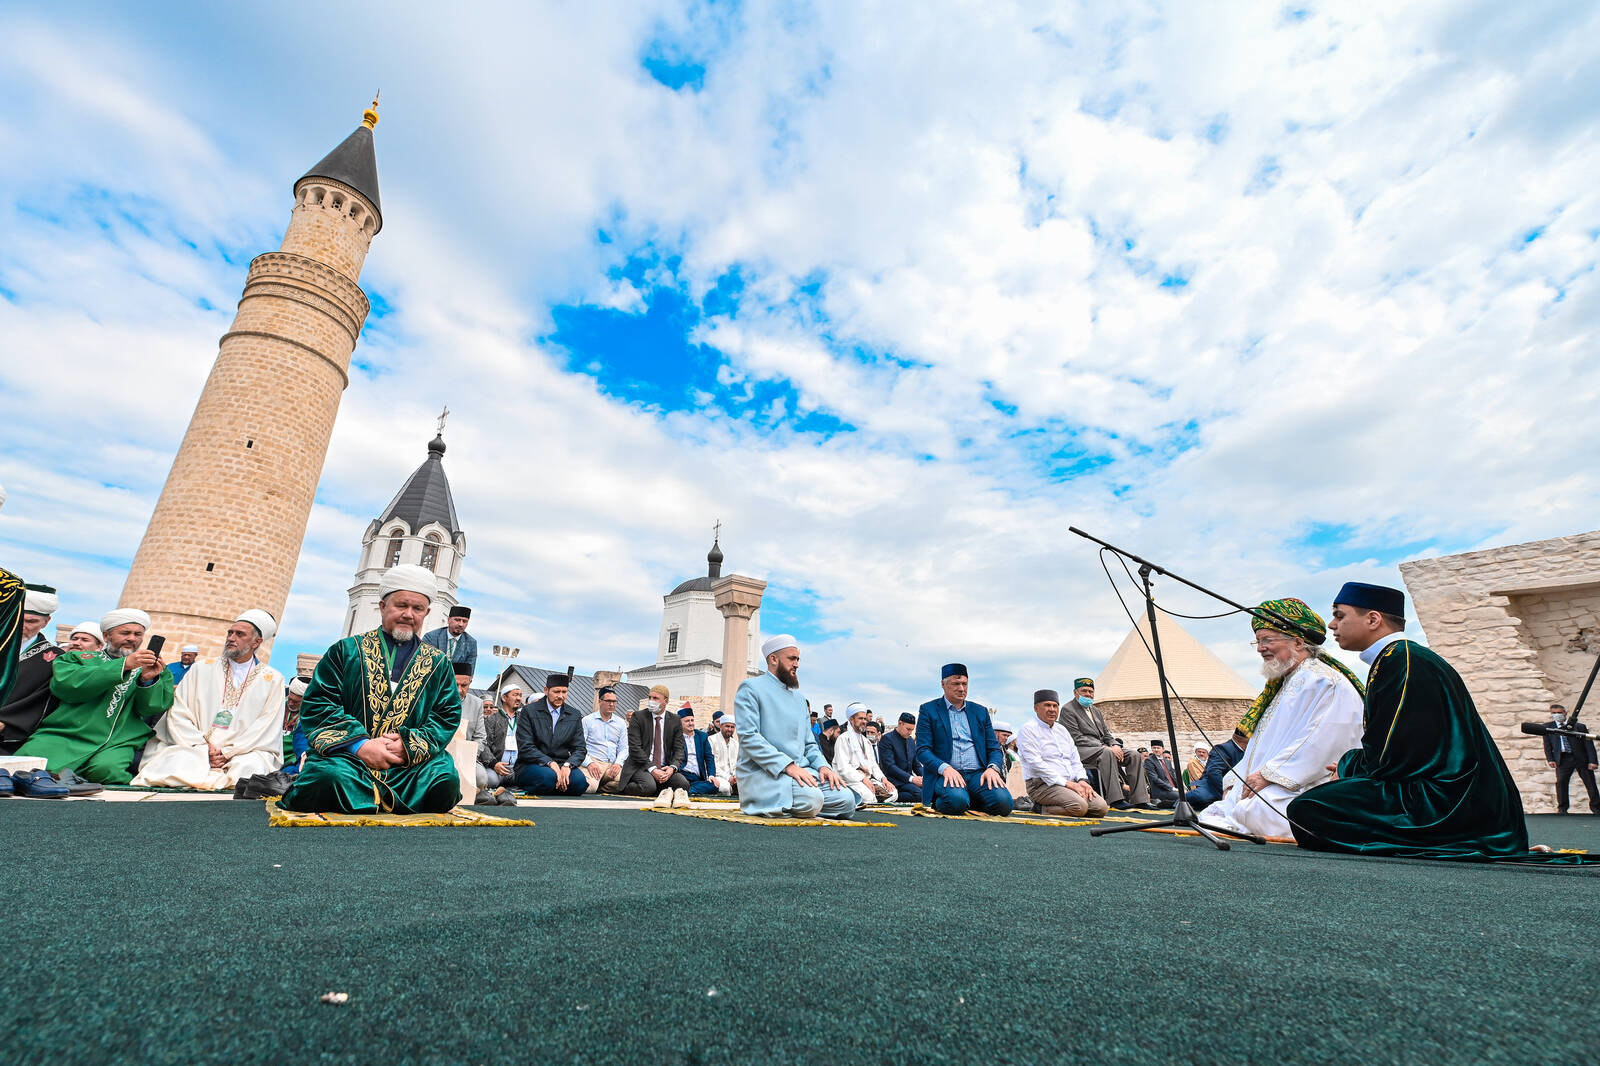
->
<box><xmin>226</xmin><ymin>648</ymin><xmax>253</xmax><ymax>663</ymax></box>
<box><xmin>386</xmin><ymin>624</ymin><xmax>415</xmax><ymax>642</ymax></box>
<box><xmin>107</xmin><ymin>644</ymin><xmax>134</xmax><ymax>659</ymax></box>
<box><xmin>1260</xmin><ymin>655</ymin><xmax>1307</xmax><ymax>681</ymax></box>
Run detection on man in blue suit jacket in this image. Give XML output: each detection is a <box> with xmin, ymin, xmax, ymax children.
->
<box><xmin>878</xmin><ymin>712</ymin><xmax>921</xmax><ymax>801</ymax></box>
<box><xmin>676</xmin><ymin>708</ymin><xmax>727</xmax><ymax>796</ymax></box>
<box><xmin>915</xmin><ymin>664</ymin><xmax>1014</xmax><ymax>816</ymax></box>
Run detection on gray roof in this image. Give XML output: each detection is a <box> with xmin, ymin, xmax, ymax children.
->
<box><xmin>378</xmin><ymin>435</ymin><xmax>460</xmax><ymax>534</ymax></box>
<box><xmin>669</xmin><ymin>535</ymin><xmax>725</xmax><ymax>595</ymax></box>
<box><xmin>491</xmin><ymin>665</ymin><xmax>651</xmax><ymax>712</ymax></box>
<box><xmin>670</xmin><ymin>575</ymin><xmax>714</xmax><ymax>595</ymax></box>
<box><xmin>297</xmin><ymin>124</ymin><xmax>382</xmax><ymax>227</ymax></box>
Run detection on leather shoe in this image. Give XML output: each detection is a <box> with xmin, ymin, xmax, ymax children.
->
<box><xmin>493</xmin><ymin>787</ymin><xmax>518</xmax><ymax>806</ymax></box>
<box><xmin>1109</xmin><ymin>799</ymin><xmax>1132</xmax><ymax>811</ymax></box>
<box><xmin>0</xmin><ymin>769</ymin><xmax>13</xmax><ymax>796</ymax></box>
<box><xmin>55</xmin><ymin>768</ymin><xmax>105</xmax><ymax>796</ymax></box>
<box><xmin>474</xmin><ymin>788</ymin><xmax>495</xmax><ymax>805</ymax></box>
<box><xmin>13</xmin><ymin>769</ymin><xmax>70</xmax><ymax>799</ymax></box>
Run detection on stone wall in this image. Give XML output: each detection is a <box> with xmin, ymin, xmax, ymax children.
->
<box><xmin>1099</xmin><ymin>696</ymin><xmax>1245</xmax><ymax>772</ymax></box>
<box><xmin>1400</xmin><ymin>529</ymin><xmax>1600</xmax><ymax>814</ymax></box>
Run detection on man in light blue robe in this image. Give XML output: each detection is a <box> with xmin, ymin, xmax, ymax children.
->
<box><xmin>734</xmin><ymin>635</ymin><xmax>856</xmax><ymax>820</ymax></box>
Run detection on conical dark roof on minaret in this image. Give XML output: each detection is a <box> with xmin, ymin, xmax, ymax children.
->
<box><xmin>379</xmin><ymin>435</ymin><xmax>459</xmax><ymax>534</ymax></box>
<box><xmin>297</xmin><ymin>122</ymin><xmax>382</xmax><ymax>227</ymax></box>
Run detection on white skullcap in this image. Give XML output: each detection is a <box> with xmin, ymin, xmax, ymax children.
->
<box><xmin>71</xmin><ymin>621</ymin><xmax>103</xmax><ymax>640</ymax></box>
<box><xmin>501</xmin><ymin>683</ymin><xmax>523</xmax><ymax>694</ymax></box>
<box><xmin>378</xmin><ymin>563</ymin><xmax>436</xmax><ymax>602</ymax></box>
<box><xmin>287</xmin><ymin>677</ymin><xmax>309</xmax><ymax>697</ymax></box>
<box><xmin>761</xmin><ymin>634</ymin><xmax>798</xmax><ymax>658</ymax></box>
<box><xmin>23</xmin><ymin>587</ymin><xmax>59</xmax><ymax>616</ymax></box>
<box><xmin>101</xmin><ymin>608</ymin><xmax>151</xmax><ymax>632</ymax></box>
<box><xmin>993</xmin><ymin>719</ymin><xmax>1017</xmax><ymax>734</ymax></box>
<box><xmin>181</xmin><ymin>644</ymin><xmax>200</xmax><ymax>653</ymax></box>
<box><xmin>844</xmin><ymin>701</ymin><xmax>870</xmax><ymax>720</ymax></box>
<box><xmin>236</xmin><ymin>609</ymin><xmax>277</xmax><ymax>640</ymax></box>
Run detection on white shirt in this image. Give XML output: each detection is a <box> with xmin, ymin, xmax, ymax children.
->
<box><xmin>1016</xmin><ymin>716</ymin><xmax>1089</xmax><ymax>787</ymax></box>
<box><xmin>1359</xmin><ymin>631</ymin><xmax>1408</xmax><ymax>667</ymax></box>
<box><xmin>583</xmin><ymin>711</ymin><xmax>628</xmax><ymax>764</ymax></box>
<box><xmin>708</xmin><ymin>730</ymin><xmax>739</xmax><ymax>780</ymax></box>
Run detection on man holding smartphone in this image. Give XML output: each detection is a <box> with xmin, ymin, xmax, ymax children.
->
<box><xmin>17</xmin><ymin>607</ymin><xmax>175</xmax><ymax>783</ymax></box>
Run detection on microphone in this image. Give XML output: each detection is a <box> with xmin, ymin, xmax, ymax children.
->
<box><xmin>1521</xmin><ymin>720</ymin><xmax>1583</xmax><ymax>738</ymax></box>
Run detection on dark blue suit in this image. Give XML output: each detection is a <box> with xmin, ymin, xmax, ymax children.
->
<box><xmin>915</xmin><ymin>698</ymin><xmax>1014</xmax><ymax>816</ymax></box>
<box><xmin>878</xmin><ymin>730</ymin><xmax>920</xmax><ymax>801</ymax></box>
<box><xmin>677</xmin><ymin>728</ymin><xmax>721</xmax><ymax>796</ymax></box>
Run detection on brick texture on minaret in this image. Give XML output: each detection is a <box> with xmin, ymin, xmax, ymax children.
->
<box><xmin>119</xmin><ymin>99</ymin><xmax>384</xmax><ymax>658</ymax></box>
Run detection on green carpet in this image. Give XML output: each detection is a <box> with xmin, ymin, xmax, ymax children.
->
<box><xmin>3</xmin><ymin>803</ymin><xmax>1596</xmax><ymax>1065</ymax></box>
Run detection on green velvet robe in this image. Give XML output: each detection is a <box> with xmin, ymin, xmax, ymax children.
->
<box><xmin>0</xmin><ymin>568</ymin><xmax>25</xmax><ymax>710</ymax></box>
<box><xmin>16</xmin><ymin>650</ymin><xmax>176</xmax><ymax>782</ymax></box>
<box><xmin>1289</xmin><ymin>639</ymin><xmax>1585</xmax><ymax>863</ymax></box>
<box><xmin>278</xmin><ymin>629</ymin><xmax>462</xmax><ymax>814</ymax></box>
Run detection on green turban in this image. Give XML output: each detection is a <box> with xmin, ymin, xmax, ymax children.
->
<box><xmin>1250</xmin><ymin>598</ymin><xmax>1326</xmax><ymax>646</ymax></box>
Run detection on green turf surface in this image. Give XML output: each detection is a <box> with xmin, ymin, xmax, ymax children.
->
<box><xmin>4</xmin><ymin>802</ymin><xmax>1597</xmax><ymax>1065</ymax></box>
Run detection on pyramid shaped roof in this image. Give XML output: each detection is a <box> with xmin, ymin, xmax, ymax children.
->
<box><xmin>378</xmin><ymin>435</ymin><xmax>459</xmax><ymax>534</ymax></box>
<box><xmin>297</xmin><ymin>123</ymin><xmax>382</xmax><ymax>229</ymax></box>
<box><xmin>1094</xmin><ymin>612</ymin><xmax>1256</xmax><ymax>702</ymax></box>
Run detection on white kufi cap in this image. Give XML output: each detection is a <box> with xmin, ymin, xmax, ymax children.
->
<box><xmin>181</xmin><ymin>644</ymin><xmax>200</xmax><ymax>653</ymax></box>
<box><xmin>236</xmin><ymin>609</ymin><xmax>277</xmax><ymax>641</ymax></box>
<box><xmin>287</xmin><ymin>677</ymin><xmax>309</xmax><ymax>697</ymax></box>
<box><xmin>100</xmin><ymin>608</ymin><xmax>151</xmax><ymax>632</ymax></box>
<box><xmin>379</xmin><ymin>563</ymin><xmax>436</xmax><ymax>603</ymax></box>
<box><xmin>71</xmin><ymin>621</ymin><xmax>103</xmax><ymax>641</ymax></box>
<box><xmin>23</xmin><ymin>587</ymin><xmax>59</xmax><ymax>616</ymax></box>
<box><xmin>761</xmin><ymin>634</ymin><xmax>798</xmax><ymax>659</ymax></box>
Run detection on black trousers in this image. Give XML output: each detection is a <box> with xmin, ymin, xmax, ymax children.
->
<box><xmin>1555</xmin><ymin>753</ymin><xmax>1600</xmax><ymax>812</ymax></box>
<box><xmin>619</xmin><ymin>767</ymin><xmax>690</xmax><ymax>796</ymax></box>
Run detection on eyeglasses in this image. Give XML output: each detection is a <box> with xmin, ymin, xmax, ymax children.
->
<box><xmin>1251</xmin><ymin>635</ymin><xmax>1292</xmax><ymax>649</ymax></box>
<box><xmin>600</xmin><ymin>698</ymin><xmax>617</xmax><ymax>704</ymax></box>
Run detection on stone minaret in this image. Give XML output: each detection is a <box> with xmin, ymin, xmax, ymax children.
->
<box><xmin>119</xmin><ymin>99</ymin><xmax>384</xmax><ymax>657</ymax></box>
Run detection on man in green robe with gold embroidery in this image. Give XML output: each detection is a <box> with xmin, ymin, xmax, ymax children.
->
<box><xmin>1289</xmin><ymin>582</ymin><xmax>1553</xmax><ymax>862</ymax></box>
<box><xmin>280</xmin><ymin>564</ymin><xmax>462</xmax><ymax>814</ymax></box>
<box><xmin>17</xmin><ymin>608</ymin><xmax>176</xmax><ymax>782</ymax></box>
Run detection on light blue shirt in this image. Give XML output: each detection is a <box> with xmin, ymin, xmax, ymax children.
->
<box><xmin>945</xmin><ymin>698</ymin><xmax>980</xmax><ymax>773</ymax></box>
<box><xmin>1358</xmin><ymin>631</ymin><xmax>1408</xmax><ymax>668</ymax></box>
<box><xmin>582</xmin><ymin>712</ymin><xmax>627</xmax><ymax>763</ymax></box>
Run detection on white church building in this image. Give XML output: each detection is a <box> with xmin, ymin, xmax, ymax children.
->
<box><xmin>343</xmin><ymin>431</ymin><xmax>466</xmax><ymax>638</ymax></box>
<box><xmin>626</xmin><ymin>536</ymin><xmax>763</xmax><ymax>702</ymax></box>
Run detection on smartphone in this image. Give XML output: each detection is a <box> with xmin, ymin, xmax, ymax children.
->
<box><xmin>147</xmin><ymin>634</ymin><xmax>167</xmax><ymax>656</ymax></box>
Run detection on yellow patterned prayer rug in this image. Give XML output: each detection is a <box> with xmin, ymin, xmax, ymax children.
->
<box><xmin>267</xmin><ymin>799</ymin><xmax>533</xmax><ymax>827</ymax></box>
<box><xmin>1139</xmin><ymin>826</ymin><xmax>1297</xmax><ymax>845</ymax></box>
<box><xmin>906</xmin><ymin>805</ymin><xmax>1098</xmax><ymax>827</ymax></box>
<box><xmin>644</xmin><ymin>807</ymin><xmax>897</xmax><ymax>828</ymax></box>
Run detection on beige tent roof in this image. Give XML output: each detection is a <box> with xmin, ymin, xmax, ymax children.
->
<box><xmin>1093</xmin><ymin>612</ymin><xmax>1256</xmax><ymax>702</ymax></box>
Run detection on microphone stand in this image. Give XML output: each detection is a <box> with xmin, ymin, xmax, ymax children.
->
<box><xmin>1069</xmin><ymin>527</ymin><xmax>1267</xmax><ymax>851</ymax></box>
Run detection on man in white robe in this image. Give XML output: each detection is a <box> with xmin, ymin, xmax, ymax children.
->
<box><xmin>832</xmin><ymin>701</ymin><xmax>895</xmax><ymax>805</ymax></box>
<box><xmin>734</xmin><ymin>635</ymin><xmax>856</xmax><ymax>819</ymax></box>
<box><xmin>133</xmin><ymin>609</ymin><xmax>285</xmax><ymax>789</ymax></box>
<box><xmin>1204</xmin><ymin>598</ymin><xmax>1363</xmax><ymax>840</ymax></box>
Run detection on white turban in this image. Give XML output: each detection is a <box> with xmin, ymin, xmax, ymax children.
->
<box><xmin>236</xmin><ymin>609</ymin><xmax>277</xmax><ymax>641</ymax></box>
<box><xmin>378</xmin><ymin>563</ymin><xmax>436</xmax><ymax>603</ymax></box>
<box><xmin>101</xmin><ymin>608</ymin><xmax>151</xmax><ymax>633</ymax></box>
<box><xmin>181</xmin><ymin>644</ymin><xmax>200</xmax><ymax>653</ymax></box>
<box><xmin>993</xmin><ymin>720</ymin><xmax>1017</xmax><ymax>734</ymax></box>
<box><xmin>761</xmin><ymin>634</ymin><xmax>798</xmax><ymax>659</ymax></box>
<box><xmin>71</xmin><ymin>621</ymin><xmax>103</xmax><ymax>641</ymax></box>
<box><xmin>23</xmin><ymin>587</ymin><xmax>58</xmax><ymax>616</ymax></box>
<box><xmin>844</xmin><ymin>701</ymin><xmax>870</xmax><ymax>722</ymax></box>
<box><xmin>287</xmin><ymin>677</ymin><xmax>309</xmax><ymax>697</ymax></box>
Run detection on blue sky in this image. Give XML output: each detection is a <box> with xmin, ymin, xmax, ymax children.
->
<box><xmin>2</xmin><ymin>1</ymin><xmax>1598</xmax><ymax>714</ymax></box>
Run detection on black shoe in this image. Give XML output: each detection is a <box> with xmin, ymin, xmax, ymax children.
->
<box><xmin>494</xmin><ymin>788</ymin><xmax>519</xmax><ymax>807</ymax></box>
<box><xmin>234</xmin><ymin>774</ymin><xmax>285</xmax><ymax>800</ymax></box>
<box><xmin>54</xmin><ymin>768</ymin><xmax>105</xmax><ymax>796</ymax></box>
<box><xmin>12</xmin><ymin>769</ymin><xmax>70</xmax><ymax>799</ymax></box>
<box><xmin>258</xmin><ymin>771</ymin><xmax>291</xmax><ymax>796</ymax></box>
<box><xmin>1110</xmin><ymin>800</ymin><xmax>1132</xmax><ymax>811</ymax></box>
<box><xmin>0</xmin><ymin>769</ymin><xmax>13</xmax><ymax>797</ymax></box>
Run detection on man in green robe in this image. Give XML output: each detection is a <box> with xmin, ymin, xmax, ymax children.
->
<box><xmin>17</xmin><ymin>608</ymin><xmax>175</xmax><ymax>783</ymax></box>
<box><xmin>279</xmin><ymin>564</ymin><xmax>462</xmax><ymax>814</ymax></box>
<box><xmin>1289</xmin><ymin>582</ymin><xmax>1549</xmax><ymax>862</ymax></box>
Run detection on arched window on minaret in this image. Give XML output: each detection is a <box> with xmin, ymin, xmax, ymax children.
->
<box><xmin>421</xmin><ymin>532</ymin><xmax>442</xmax><ymax>570</ymax></box>
<box><xmin>386</xmin><ymin>529</ymin><xmax>405</xmax><ymax>567</ymax></box>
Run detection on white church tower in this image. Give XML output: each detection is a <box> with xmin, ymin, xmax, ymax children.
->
<box><xmin>343</xmin><ymin>427</ymin><xmax>466</xmax><ymax>637</ymax></box>
<box><xmin>626</xmin><ymin>532</ymin><xmax>762</xmax><ymax>701</ymax></box>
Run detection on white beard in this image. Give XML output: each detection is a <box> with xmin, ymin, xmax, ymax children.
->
<box><xmin>107</xmin><ymin>644</ymin><xmax>134</xmax><ymax>659</ymax></box>
<box><xmin>1259</xmin><ymin>654</ymin><xmax>1307</xmax><ymax>681</ymax></box>
<box><xmin>388</xmin><ymin>625</ymin><xmax>415</xmax><ymax>642</ymax></box>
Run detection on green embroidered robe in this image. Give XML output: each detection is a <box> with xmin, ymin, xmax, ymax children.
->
<box><xmin>0</xmin><ymin>568</ymin><xmax>25</xmax><ymax>710</ymax></box>
<box><xmin>16</xmin><ymin>650</ymin><xmax>175</xmax><ymax>782</ymax></box>
<box><xmin>1288</xmin><ymin>640</ymin><xmax>1590</xmax><ymax>863</ymax></box>
<box><xmin>279</xmin><ymin>629</ymin><xmax>462</xmax><ymax>814</ymax></box>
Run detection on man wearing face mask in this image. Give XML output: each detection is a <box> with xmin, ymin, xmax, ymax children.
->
<box><xmin>1056</xmin><ymin>677</ymin><xmax>1152</xmax><ymax>811</ymax></box>
<box><xmin>1543</xmin><ymin>703</ymin><xmax>1598</xmax><ymax>814</ymax></box>
<box><xmin>618</xmin><ymin>684</ymin><xmax>691</xmax><ymax>805</ymax></box>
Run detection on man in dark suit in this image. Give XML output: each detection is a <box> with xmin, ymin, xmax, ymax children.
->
<box><xmin>676</xmin><ymin>707</ymin><xmax>728</xmax><ymax>795</ymax></box>
<box><xmin>1143</xmin><ymin>740</ymin><xmax>1179</xmax><ymax>808</ymax></box>
<box><xmin>914</xmin><ymin>664</ymin><xmax>1013</xmax><ymax>816</ymax></box>
<box><xmin>878</xmin><ymin>712</ymin><xmax>921</xmax><ymax>801</ymax></box>
<box><xmin>1544</xmin><ymin>703</ymin><xmax>1599</xmax><ymax>814</ymax></box>
<box><xmin>618</xmin><ymin>684</ymin><xmax>691</xmax><ymax>803</ymax></box>
<box><xmin>512</xmin><ymin>673</ymin><xmax>588</xmax><ymax>795</ymax></box>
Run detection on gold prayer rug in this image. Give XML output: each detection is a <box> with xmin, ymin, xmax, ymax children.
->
<box><xmin>906</xmin><ymin>805</ymin><xmax>1098</xmax><ymax>827</ymax></box>
<box><xmin>1139</xmin><ymin>826</ymin><xmax>1297</xmax><ymax>845</ymax></box>
<box><xmin>267</xmin><ymin>799</ymin><xmax>533</xmax><ymax>828</ymax></box>
<box><xmin>644</xmin><ymin>807</ymin><xmax>897</xmax><ymax>828</ymax></box>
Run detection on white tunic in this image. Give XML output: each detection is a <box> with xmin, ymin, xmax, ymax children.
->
<box><xmin>1205</xmin><ymin>657</ymin><xmax>1363</xmax><ymax>839</ymax></box>
<box><xmin>833</xmin><ymin>726</ymin><xmax>889</xmax><ymax>804</ymax></box>
<box><xmin>133</xmin><ymin>657</ymin><xmax>285</xmax><ymax>789</ymax></box>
